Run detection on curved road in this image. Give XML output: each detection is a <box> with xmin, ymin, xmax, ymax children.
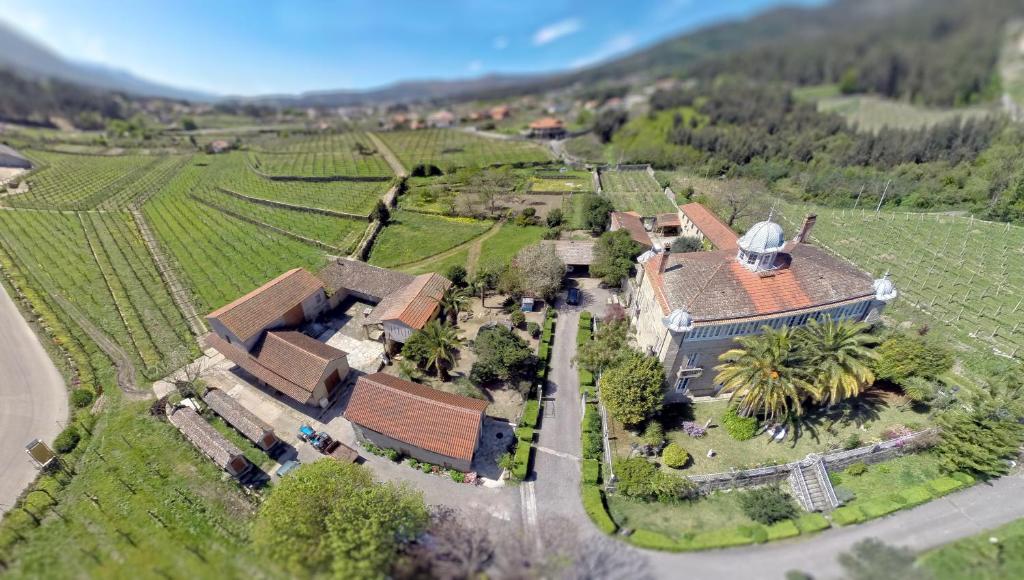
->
<box><xmin>532</xmin><ymin>286</ymin><xmax>1024</xmax><ymax>579</ymax></box>
<box><xmin>0</xmin><ymin>283</ymin><xmax>68</xmax><ymax>514</ymax></box>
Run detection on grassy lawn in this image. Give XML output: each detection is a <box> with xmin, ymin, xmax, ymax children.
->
<box><xmin>830</xmin><ymin>453</ymin><xmax>944</xmax><ymax>507</ymax></box>
<box><xmin>610</xmin><ymin>397</ymin><xmax>931</xmax><ymax>475</ymax></box>
<box><xmin>920</xmin><ymin>517</ymin><xmax>1024</xmax><ymax>580</ymax></box>
<box><xmin>529</xmin><ymin>169</ymin><xmax>592</xmax><ymax>193</ymax></box>
<box><xmin>607</xmin><ymin>490</ymin><xmax>756</xmax><ymax>538</ymax></box>
<box><xmin>562</xmin><ymin>193</ymin><xmax>594</xmax><ymax>229</ymax></box>
<box><xmin>2</xmin><ymin>401</ymin><xmax>274</xmax><ymax>579</ymax></box>
<box><xmin>401</xmin><ymin>247</ymin><xmax>471</xmax><ymax>276</ymax></box>
<box><xmin>476</xmin><ymin>224</ymin><xmax>545</xmax><ymax>272</ymax></box>
<box><xmin>368</xmin><ymin>210</ymin><xmax>492</xmax><ymax>269</ymax></box>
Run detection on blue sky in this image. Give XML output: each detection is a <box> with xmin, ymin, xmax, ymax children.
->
<box><xmin>0</xmin><ymin>0</ymin><xmax>823</xmax><ymax>96</ymax></box>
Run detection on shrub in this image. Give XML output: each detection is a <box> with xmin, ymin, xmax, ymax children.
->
<box><xmin>581</xmin><ymin>485</ymin><xmax>617</xmax><ymax>534</ymax></box>
<box><xmin>614</xmin><ymin>457</ymin><xmax>696</xmax><ymax>502</ymax></box>
<box><xmin>421</xmin><ymin>463</ymin><xmax>433</xmax><ymax>474</ymax></box>
<box><xmin>512</xmin><ymin>443</ymin><xmax>532</xmax><ymax>480</ymax></box>
<box><xmin>882</xmin><ymin>425</ymin><xmax>914</xmax><ymax>440</ymax></box>
<box><xmin>794</xmin><ymin>513</ymin><xmax>831</xmax><ymax>534</ymax></box>
<box><xmin>690</xmin><ymin>526</ymin><xmax>760</xmax><ymax>549</ymax></box>
<box><xmin>844</xmin><ymin>433</ymin><xmax>862</xmax><ymax>450</ymax></box>
<box><xmin>521</xmin><ymin>399</ymin><xmax>541</xmax><ymax>428</ymax></box>
<box><xmin>470</xmin><ymin>325</ymin><xmax>537</xmax><ymax>385</ymax></box>
<box><xmin>583</xmin><ymin>430</ymin><xmax>603</xmax><ymax>460</ymax></box>
<box><xmin>737</xmin><ymin>486</ymin><xmax>798</xmax><ymax>525</ymax></box>
<box><xmin>641</xmin><ymin>421</ymin><xmax>664</xmax><ymax>446</ymax></box>
<box><xmin>721</xmin><ymin>407</ymin><xmax>758</xmax><ymax>441</ymax></box>
<box><xmin>541</xmin><ymin>326</ymin><xmax>553</xmax><ymax>344</ymax></box>
<box><xmin>383</xmin><ymin>448</ymin><xmax>400</xmax><ymax>461</ymax></box>
<box><xmin>628</xmin><ymin>529</ymin><xmax>681</xmax><ymax>551</ymax></box>
<box><xmin>579</xmin><ymin>369</ymin><xmax>595</xmax><ymax>387</ymax></box>
<box><xmin>538</xmin><ymin>343</ymin><xmax>549</xmax><ymax>362</ymax></box>
<box><xmin>53</xmin><ymin>426</ymin><xmax>81</xmax><ymax>454</ymax></box>
<box><xmin>831</xmin><ymin>506</ymin><xmax>866</xmax><ymax>526</ymax></box>
<box><xmin>576</xmin><ymin>329</ymin><xmax>591</xmax><ymax>347</ymax></box>
<box><xmin>582</xmin><ymin>459</ymin><xmax>601</xmax><ymax>484</ymax></box>
<box><xmin>445</xmin><ymin>264</ymin><xmax>467</xmax><ymax>287</ymax></box>
<box><xmin>662</xmin><ymin>443</ymin><xmax>690</xmax><ymax>469</ymax></box>
<box><xmin>859</xmin><ymin>497</ymin><xmax>902</xmax><ymax>518</ymax></box>
<box><xmin>70</xmin><ymin>388</ymin><xmax>95</xmax><ymax>409</ymax></box>
<box><xmin>951</xmin><ymin>472</ymin><xmax>975</xmax><ymax>485</ymax></box>
<box><xmin>680</xmin><ymin>421</ymin><xmax>707</xmax><ymax>438</ymax></box>
<box><xmin>899</xmin><ymin>485</ymin><xmax>933</xmax><ymax>506</ymax></box>
<box><xmin>846</xmin><ymin>461</ymin><xmax>868</xmax><ymax>476</ymax></box>
<box><xmin>511</xmin><ymin>309</ymin><xmax>526</xmax><ymax>328</ymax></box>
<box><xmin>583</xmin><ymin>404</ymin><xmax>601</xmax><ymax>433</ymax></box>
<box><xmin>516</xmin><ymin>427</ymin><xmax>534</xmax><ymax>442</ymax></box>
<box><xmin>526</xmin><ymin>321</ymin><xmax>541</xmax><ymax>338</ymax></box>
<box><xmin>448</xmin><ymin>469</ymin><xmax>464</xmax><ymax>482</ymax></box>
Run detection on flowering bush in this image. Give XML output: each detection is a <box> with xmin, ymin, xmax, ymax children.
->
<box><xmin>681</xmin><ymin>421</ymin><xmax>707</xmax><ymax>438</ymax></box>
<box><xmin>882</xmin><ymin>425</ymin><xmax>914</xmax><ymax>440</ymax></box>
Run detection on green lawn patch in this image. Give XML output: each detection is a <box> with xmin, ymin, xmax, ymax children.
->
<box><xmin>928</xmin><ymin>476</ymin><xmax>966</xmax><ymax>495</ymax></box>
<box><xmin>765</xmin><ymin>520</ymin><xmax>801</xmax><ymax>541</ymax></box>
<box><xmin>521</xmin><ymin>399</ymin><xmax>541</xmax><ymax>428</ymax></box>
<box><xmin>920</xmin><ymin>517</ymin><xmax>1024</xmax><ymax>580</ymax></box>
<box><xmin>831</xmin><ymin>505</ymin><xmax>867</xmax><ymax>526</ymax></box>
<box><xmin>899</xmin><ymin>485</ymin><xmax>935</xmax><ymax>507</ymax></box>
<box><xmin>795</xmin><ymin>513</ymin><xmax>831</xmax><ymax>534</ymax></box>
<box><xmin>368</xmin><ymin>210</ymin><xmax>491</xmax><ymax>269</ymax></box>
<box><xmin>476</xmin><ymin>224</ymin><xmax>545</xmax><ymax>272</ymax></box>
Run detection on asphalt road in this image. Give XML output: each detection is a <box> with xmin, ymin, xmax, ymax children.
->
<box><xmin>0</xmin><ymin>283</ymin><xmax>68</xmax><ymax>514</ymax></box>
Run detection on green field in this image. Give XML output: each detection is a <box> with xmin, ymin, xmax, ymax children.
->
<box><xmin>216</xmin><ymin>153</ymin><xmax>391</xmax><ymax>215</ymax></box>
<box><xmin>529</xmin><ymin>170</ymin><xmax>592</xmax><ymax>193</ymax></box>
<box><xmin>247</xmin><ymin>132</ymin><xmax>392</xmax><ymax>177</ymax></box>
<box><xmin>376</xmin><ymin>129</ymin><xmax>552</xmax><ymax>171</ymax></box>
<box><xmin>368</xmin><ymin>210</ymin><xmax>492</xmax><ymax>269</ymax></box>
<box><xmin>777</xmin><ymin>205</ymin><xmax>1024</xmax><ymax>373</ymax></box>
<box><xmin>0</xmin><ymin>402</ymin><xmax>275</xmax><ymax>579</ymax></box>
<box><xmin>817</xmin><ymin>95</ymin><xmax>993</xmax><ymax>133</ymax></box>
<box><xmin>0</xmin><ymin>209</ymin><xmax>191</xmax><ymax>378</ymax></box>
<box><xmin>476</xmin><ymin>224</ymin><xmax>545</xmax><ymax>272</ymax></box>
<box><xmin>599</xmin><ymin>169</ymin><xmax>677</xmax><ymax>215</ymax></box>
<box><xmin>144</xmin><ymin>172</ymin><xmax>330</xmax><ymax>313</ymax></box>
<box><xmin>3</xmin><ymin>151</ymin><xmax>188</xmax><ymax>210</ymax></box>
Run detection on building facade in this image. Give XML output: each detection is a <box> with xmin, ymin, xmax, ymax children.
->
<box><xmin>630</xmin><ymin>211</ymin><xmax>896</xmax><ymax>400</ymax></box>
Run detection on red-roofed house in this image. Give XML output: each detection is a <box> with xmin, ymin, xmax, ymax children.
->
<box><xmin>630</xmin><ymin>212</ymin><xmax>896</xmax><ymax>399</ymax></box>
<box><xmin>678</xmin><ymin>203</ymin><xmax>739</xmax><ymax>250</ymax></box>
<box><xmin>345</xmin><ymin>372</ymin><xmax>487</xmax><ymax>471</ymax></box>
<box><xmin>528</xmin><ymin>117</ymin><xmax>566</xmax><ymax>139</ymax></box>
<box><xmin>610</xmin><ymin>211</ymin><xmax>653</xmax><ymax>248</ymax></box>
<box><xmin>206</xmin><ymin>268</ymin><xmax>328</xmax><ymax>350</ymax></box>
<box><xmin>365</xmin><ymin>273</ymin><xmax>452</xmax><ymax>346</ymax></box>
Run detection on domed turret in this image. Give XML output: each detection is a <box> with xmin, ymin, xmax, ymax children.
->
<box><xmin>736</xmin><ymin>213</ymin><xmax>786</xmax><ymax>272</ymax></box>
<box><xmin>873</xmin><ymin>272</ymin><xmax>897</xmax><ymax>302</ymax></box>
<box><xmin>738</xmin><ymin>219</ymin><xmax>786</xmax><ymax>254</ymax></box>
<box><xmin>662</xmin><ymin>308</ymin><xmax>694</xmax><ymax>333</ymax></box>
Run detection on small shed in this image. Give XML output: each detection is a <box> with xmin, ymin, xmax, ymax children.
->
<box><xmin>166</xmin><ymin>405</ymin><xmax>250</xmax><ymax>477</ymax></box>
<box><xmin>547</xmin><ymin>240</ymin><xmax>596</xmax><ymax>276</ymax></box>
<box><xmin>202</xmin><ymin>388</ymin><xmax>280</xmax><ymax>451</ymax></box>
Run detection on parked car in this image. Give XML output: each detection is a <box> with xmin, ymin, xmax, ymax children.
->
<box><xmin>566</xmin><ymin>287</ymin><xmax>581</xmax><ymax>305</ymax></box>
<box><xmin>275</xmin><ymin>459</ymin><xmax>300</xmax><ymax>477</ymax></box>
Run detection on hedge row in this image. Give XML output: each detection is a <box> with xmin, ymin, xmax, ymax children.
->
<box><xmin>628</xmin><ymin>513</ymin><xmax>830</xmax><ymax>552</ymax></box>
<box><xmin>511</xmin><ymin>440</ymin><xmax>532</xmax><ymax>480</ymax></box>
<box><xmin>582</xmin><ymin>484</ymin><xmax>617</xmax><ymax>534</ymax></box>
<box><xmin>516</xmin><ymin>426</ymin><xmax>534</xmax><ymax>443</ymax></box>
<box><xmin>831</xmin><ymin>472</ymin><xmax>975</xmax><ymax>526</ymax></box>
<box><xmin>521</xmin><ymin>399</ymin><xmax>541</xmax><ymax>429</ymax></box>
<box><xmin>583</xmin><ymin>459</ymin><xmax>601</xmax><ymax>484</ymax></box>
<box><xmin>582</xmin><ymin>403</ymin><xmax>603</xmax><ymax>461</ymax></box>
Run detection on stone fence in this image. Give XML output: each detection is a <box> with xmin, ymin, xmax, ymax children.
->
<box><xmin>216</xmin><ymin>186</ymin><xmax>369</xmax><ymax>221</ymax></box>
<box><xmin>683</xmin><ymin>428</ymin><xmax>939</xmax><ymax>493</ymax></box>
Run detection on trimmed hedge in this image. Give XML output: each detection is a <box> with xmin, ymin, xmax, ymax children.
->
<box><xmin>582</xmin><ymin>485</ymin><xmax>617</xmax><ymax>534</ymax></box>
<box><xmin>928</xmin><ymin>476</ymin><xmax>965</xmax><ymax>495</ymax></box>
<box><xmin>521</xmin><ymin>399</ymin><xmax>541</xmax><ymax>428</ymax></box>
<box><xmin>628</xmin><ymin>529</ymin><xmax>681</xmax><ymax>550</ymax></box>
<box><xmin>579</xmin><ymin>369</ymin><xmax>594</xmax><ymax>387</ymax></box>
<box><xmin>899</xmin><ymin>485</ymin><xmax>934</xmax><ymax>507</ymax></box>
<box><xmin>859</xmin><ymin>497</ymin><xmax>903</xmax><ymax>519</ymax></box>
<box><xmin>538</xmin><ymin>342</ymin><xmax>550</xmax><ymax>362</ymax></box>
<box><xmin>831</xmin><ymin>505</ymin><xmax>867</xmax><ymax>526</ymax></box>
<box><xmin>541</xmin><ymin>327</ymin><xmax>553</xmax><ymax>344</ymax></box>
<box><xmin>765</xmin><ymin>520</ymin><xmax>800</xmax><ymax>541</ymax></box>
<box><xmin>512</xmin><ymin>442</ymin><xmax>532</xmax><ymax>480</ymax></box>
<box><xmin>583</xmin><ymin>459</ymin><xmax>601</xmax><ymax>484</ymax></box>
<box><xmin>794</xmin><ymin>513</ymin><xmax>831</xmax><ymax>534</ymax></box>
<box><xmin>516</xmin><ymin>426</ymin><xmax>535</xmax><ymax>442</ymax></box>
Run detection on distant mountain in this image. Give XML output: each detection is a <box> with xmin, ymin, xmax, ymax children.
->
<box><xmin>0</xmin><ymin>20</ymin><xmax>215</xmax><ymax>102</ymax></box>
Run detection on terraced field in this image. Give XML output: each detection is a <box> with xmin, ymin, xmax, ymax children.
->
<box><xmin>216</xmin><ymin>153</ymin><xmax>391</xmax><ymax>215</ymax></box>
<box><xmin>3</xmin><ymin>151</ymin><xmax>186</xmax><ymax>210</ymax></box>
<box><xmin>368</xmin><ymin>210</ymin><xmax>492</xmax><ymax>269</ymax></box>
<box><xmin>778</xmin><ymin>205</ymin><xmax>1024</xmax><ymax>373</ymax></box>
<box><xmin>376</xmin><ymin>129</ymin><xmax>552</xmax><ymax>171</ymax></box>
<box><xmin>599</xmin><ymin>169</ymin><xmax>677</xmax><ymax>215</ymax></box>
<box><xmin>0</xmin><ymin>209</ymin><xmax>192</xmax><ymax>378</ymax></box>
<box><xmin>248</xmin><ymin>132</ymin><xmax>392</xmax><ymax>177</ymax></box>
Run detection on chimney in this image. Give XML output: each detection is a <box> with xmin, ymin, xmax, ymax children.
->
<box><xmin>794</xmin><ymin>214</ymin><xmax>817</xmax><ymax>244</ymax></box>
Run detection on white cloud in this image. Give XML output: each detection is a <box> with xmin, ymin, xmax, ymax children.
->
<box><xmin>467</xmin><ymin>59</ymin><xmax>483</xmax><ymax>73</ymax></box>
<box><xmin>571</xmin><ymin>33</ymin><xmax>636</xmax><ymax>68</ymax></box>
<box><xmin>532</xmin><ymin>18</ymin><xmax>581</xmax><ymax>46</ymax></box>
<box><xmin>493</xmin><ymin>35</ymin><xmax>508</xmax><ymax>50</ymax></box>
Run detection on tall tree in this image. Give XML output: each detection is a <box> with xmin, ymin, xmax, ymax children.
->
<box><xmin>715</xmin><ymin>327</ymin><xmax>815</xmax><ymax>422</ymax></box>
<box><xmin>416</xmin><ymin>320</ymin><xmax>463</xmax><ymax>380</ymax></box>
<box><xmin>590</xmin><ymin>229</ymin><xmax>644</xmax><ymax>286</ymax></box>
<box><xmin>508</xmin><ymin>242</ymin><xmax>565</xmax><ymax>301</ymax></box>
<box><xmin>599</xmin><ymin>350</ymin><xmax>665</xmax><ymax>426</ymax></box>
<box><xmin>438</xmin><ymin>286</ymin><xmax>469</xmax><ymax>325</ymax></box>
<box><xmin>799</xmin><ymin>318</ymin><xmax>879</xmax><ymax>405</ymax></box>
<box><xmin>934</xmin><ymin>376</ymin><xmax>1024</xmax><ymax>478</ymax></box>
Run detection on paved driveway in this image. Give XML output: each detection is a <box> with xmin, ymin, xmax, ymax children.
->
<box><xmin>0</xmin><ymin>284</ymin><xmax>68</xmax><ymax>514</ymax></box>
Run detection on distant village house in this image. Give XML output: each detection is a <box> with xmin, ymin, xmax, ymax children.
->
<box><xmin>528</xmin><ymin>117</ymin><xmax>566</xmax><ymax>139</ymax></box>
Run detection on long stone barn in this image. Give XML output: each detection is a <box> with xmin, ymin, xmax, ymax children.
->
<box><xmin>344</xmin><ymin>373</ymin><xmax>487</xmax><ymax>472</ymax></box>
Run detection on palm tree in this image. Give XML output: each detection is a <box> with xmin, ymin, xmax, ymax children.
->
<box><xmin>714</xmin><ymin>327</ymin><xmax>816</xmax><ymax>423</ymax></box>
<box><xmin>439</xmin><ymin>286</ymin><xmax>470</xmax><ymax>325</ymax></box>
<box><xmin>799</xmin><ymin>318</ymin><xmax>879</xmax><ymax>406</ymax></box>
<box><xmin>419</xmin><ymin>320</ymin><xmax>463</xmax><ymax>380</ymax></box>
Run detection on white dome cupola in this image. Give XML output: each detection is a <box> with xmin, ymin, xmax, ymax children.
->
<box><xmin>662</xmin><ymin>308</ymin><xmax>694</xmax><ymax>333</ymax></box>
<box><xmin>736</xmin><ymin>212</ymin><xmax>786</xmax><ymax>272</ymax></box>
<box><xmin>873</xmin><ymin>272</ymin><xmax>897</xmax><ymax>302</ymax></box>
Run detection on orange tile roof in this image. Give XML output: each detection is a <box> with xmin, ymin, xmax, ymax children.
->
<box><xmin>679</xmin><ymin>203</ymin><xmax>739</xmax><ymax>250</ymax></box>
<box><xmin>727</xmin><ymin>261</ymin><xmax>812</xmax><ymax>314</ymax></box>
<box><xmin>368</xmin><ymin>273</ymin><xmax>451</xmax><ymax>329</ymax></box>
<box><xmin>205</xmin><ymin>331</ymin><xmax>345</xmax><ymax>404</ymax></box>
<box><xmin>529</xmin><ymin>117</ymin><xmax>564</xmax><ymax>129</ymax></box>
<box><xmin>344</xmin><ymin>373</ymin><xmax>487</xmax><ymax>462</ymax></box>
<box><xmin>206</xmin><ymin>269</ymin><xmax>324</xmax><ymax>342</ymax></box>
<box><xmin>656</xmin><ymin>213</ymin><xmax>681</xmax><ymax>227</ymax></box>
<box><xmin>611</xmin><ymin>211</ymin><xmax>653</xmax><ymax>247</ymax></box>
